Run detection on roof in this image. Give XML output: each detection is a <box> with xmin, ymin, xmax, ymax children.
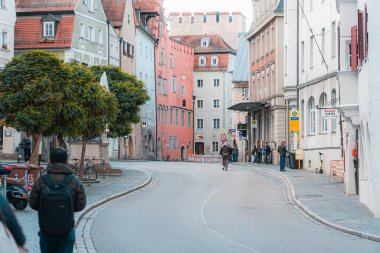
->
<box><xmin>133</xmin><ymin>0</ymin><xmax>160</xmax><ymax>14</ymax></box>
<box><xmin>15</xmin><ymin>16</ymin><xmax>74</xmax><ymax>49</ymax></box>
<box><xmin>232</xmin><ymin>33</ymin><xmax>249</xmax><ymax>83</ymax></box>
<box><xmin>101</xmin><ymin>0</ymin><xmax>127</xmax><ymax>27</ymax></box>
<box><xmin>228</xmin><ymin>102</ymin><xmax>266</xmax><ymax>112</ymax></box>
<box><xmin>16</xmin><ymin>0</ymin><xmax>78</xmax><ymax>12</ymax></box>
<box><xmin>170</xmin><ymin>34</ymin><xmax>235</xmax><ymax>54</ymax></box>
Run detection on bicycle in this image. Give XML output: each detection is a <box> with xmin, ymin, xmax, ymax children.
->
<box><xmin>222</xmin><ymin>158</ymin><xmax>228</xmax><ymax>171</ymax></box>
<box><xmin>69</xmin><ymin>158</ymin><xmax>98</xmax><ymax>181</ymax></box>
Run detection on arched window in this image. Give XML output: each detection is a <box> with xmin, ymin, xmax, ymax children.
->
<box><xmin>319</xmin><ymin>93</ymin><xmax>328</xmax><ymax>133</ymax></box>
<box><xmin>308</xmin><ymin>97</ymin><xmax>316</xmax><ymax>134</ymax></box>
<box><xmin>198</xmin><ymin>56</ymin><xmax>206</xmax><ymax>67</ymax></box>
<box><xmin>211</xmin><ymin>56</ymin><xmax>219</xmax><ymax>66</ymax></box>
<box><xmin>331</xmin><ymin>89</ymin><xmax>337</xmax><ymax>132</ymax></box>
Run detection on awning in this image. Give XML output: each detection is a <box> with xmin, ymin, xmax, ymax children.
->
<box><xmin>228</xmin><ymin>102</ymin><xmax>266</xmax><ymax>112</ymax></box>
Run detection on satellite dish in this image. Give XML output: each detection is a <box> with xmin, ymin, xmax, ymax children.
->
<box><xmin>100</xmin><ymin>72</ymin><xmax>109</xmax><ymax>91</ymax></box>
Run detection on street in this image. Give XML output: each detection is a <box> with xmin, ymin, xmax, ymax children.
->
<box><xmin>90</xmin><ymin>162</ymin><xmax>380</xmax><ymax>253</ymax></box>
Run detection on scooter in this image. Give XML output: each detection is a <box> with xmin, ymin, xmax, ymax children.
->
<box><xmin>0</xmin><ymin>164</ymin><xmax>30</xmax><ymax>210</ymax></box>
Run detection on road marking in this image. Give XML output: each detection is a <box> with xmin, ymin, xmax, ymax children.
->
<box><xmin>201</xmin><ymin>189</ymin><xmax>263</xmax><ymax>253</ymax></box>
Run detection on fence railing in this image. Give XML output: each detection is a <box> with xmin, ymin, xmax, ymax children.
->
<box><xmin>187</xmin><ymin>155</ymin><xmax>222</xmax><ymax>163</ymax></box>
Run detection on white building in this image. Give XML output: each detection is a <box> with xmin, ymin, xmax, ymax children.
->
<box><xmin>0</xmin><ymin>0</ymin><xmax>17</xmax><ymax>156</ymax></box>
<box><xmin>295</xmin><ymin>0</ymin><xmax>342</xmax><ymax>172</ymax></box>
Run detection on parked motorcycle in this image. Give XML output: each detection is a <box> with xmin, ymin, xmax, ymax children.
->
<box><xmin>0</xmin><ymin>163</ymin><xmax>30</xmax><ymax>210</ymax></box>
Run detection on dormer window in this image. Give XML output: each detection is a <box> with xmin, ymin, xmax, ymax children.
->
<box><xmin>88</xmin><ymin>0</ymin><xmax>94</xmax><ymax>12</ymax></box>
<box><xmin>198</xmin><ymin>56</ymin><xmax>206</xmax><ymax>67</ymax></box>
<box><xmin>211</xmin><ymin>56</ymin><xmax>219</xmax><ymax>66</ymax></box>
<box><xmin>43</xmin><ymin>22</ymin><xmax>54</xmax><ymax>38</ymax></box>
<box><xmin>201</xmin><ymin>38</ymin><xmax>210</xmax><ymax>47</ymax></box>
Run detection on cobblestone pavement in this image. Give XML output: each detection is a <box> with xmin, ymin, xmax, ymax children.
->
<box><xmin>237</xmin><ymin>162</ymin><xmax>380</xmax><ymax>240</ymax></box>
<box><xmin>13</xmin><ymin>161</ymin><xmax>149</xmax><ymax>253</ymax></box>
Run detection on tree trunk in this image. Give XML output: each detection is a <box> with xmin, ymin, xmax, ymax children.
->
<box><xmin>30</xmin><ymin>133</ymin><xmax>41</xmax><ymax>164</ymax></box>
<box><xmin>79</xmin><ymin>135</ymin><xmax>88</xmax><ymax>180</ymax></box>
<box><xmin>57</xmin><ymin>134</ymin><xmax>65</xmax><ymax>148</ymax></box>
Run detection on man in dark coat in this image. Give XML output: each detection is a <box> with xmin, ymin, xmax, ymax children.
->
<box><xmin>277</xmin><ymin>141</ymin><xmax>288</xmax><ymax>171</ymax></box>
<box><xmin>20</xmin><ymin>136</ymin><xmax>31</xmax><ymax>162</ymax></box>
<box><xmin>29</xmin><ymin>147</ymin><xmax>86</xmax><ymax>253</ymax></box>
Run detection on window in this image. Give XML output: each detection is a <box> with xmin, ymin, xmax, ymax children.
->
<box><xmin>201</xmin><ymin>38</ymin><xmax>210</xmax><ymax>47</ymax></box>
<box><xmin>188</xmin><ymin>112</ymin><xmax>191</xmax><ymax>128</ymax></box>
<box><xmin>257</xmin><ymin>38</ymin><xmax>260</xmax><ymax>58</ymax></box>
<box><xmin>191</xmin><ymin>16</ymin><xmax>195</xmax><ymax>23</ymax></box>
<box><xmin>203</xmin><ymin>15</ymin><xmax>207</xmax><ymax>23</ymax></box>
<box><xmin>213</xmin><ymin>79</ymin><xmax>220</xmax><ymax>87</ymax></box>
<box><xmin>179</xmin><ymin>17</ymin><xmax>182</xmax><ymax>23</ymax></box>
<box><xmin>319</xmin><ymin>93</ymin><xmax>328</xmax><ymax>133</ymax></box>
<box><xmin>181</xmin><ymin>110</ymin><xmax>185</xmax><ymax>127</ymax></box>
<box><xmin>175</xmin><ymin>109</ymin><xmax>179</xmax><ymax>126</ymax></box>
<box><xmin>43</xmin><ymin>22</ymin><xmax>54</xmax><ymax>38</ymax></box>
<box><xmin>128</xmin><ymin>13</ymin><xmax>131</xmax><ymax>25</ymax></box>
<box><xmin>261</xmin><ymin>34</ymin><xmax>264</xmax><ymax>57</ymax></box>
<box><xmin>163</xmin><ymin>79</ymin><xmax>167</xmax><ymax>96</ymax></box>
<box><xmin>309</xmin><ymin>97</ymin><xmax>316</xmax><ymax>134</ymax></box>
<box><xmin>1</xmin><ymin>31</ymin><xmax>8</xmax><ymax>49</ymax></box>
<box><xmin>98</xmin><ymin>29</ymin><xmax>103</xmax><ymax>45</ymax></box>
<box><xmin>216</xmin><ymin>13</ymin><xmax>220</xmax><ymax>23</ymax></box>
<box><xmin>331</xmin><ymin>89</ymin><xmax>337</xmax><ymax>132</ymax></box>
<box><xmin>213</xmin><ymin>119</ymin><xmax>220</xmax><ymax>129</ymax></box>
<box><xmin>88</xmin><ymin>26</ymin><xmax>95</xmax><ymax>42</ymax></box>
<box><xmin>309</xmin><ymin>36</ymin><xmax>314</xmax><ymax>68</ymax></box>
<box><xmin>170</xmin><ymin>108</ymin><xmax>173</xmax><ymax>125</ymax></box>
<box><xmin>197</xmin><ymin>79</ymin><xmax>204</xmax><ymax>88</ymax></box>
<box><xmin>266</xmin><ymin>30</ymin><xmax>270</xmax><ymax>53</ymax></box>
<box><xmin>197</xmin><ymin>100</ymin><xmax>204</xmax><ymax>109</ymax></box>
<box><xmin>331</xmin><ymin>21</ymin><xmax>336</xmax><ymax>58</ymax></box>
<box><xmin>211</xmin><ymin>56</ymin><xmax>219</xmax><ymax>66</ymax></box>
<box><xmin>0</xmin><ymin>0</ymin><xmax>6</xmax><ymax>8</ymax></box>
<box><xmin>301</xmin><ymin>100</ymin><xmax>305</xmax><ymax>135</ymax></box>
<box><xmin>158</xmin><ymin>78</ymin><xmax>162</xmax><ymax>95</ymax></box>
<box><xmin>88</xmin><ymin>0</ymin><xmax>94</xmax><ymax>12</ymax></box>
<box><xmin>213</xmin><ymin>99</ymin><xmax>220</xmax><ymax>108</ymax></box>
<box><xmin>271</xmin><ymin>27</ymin><xmax>275</xmax><ymax>50</ymax></box>
<box><xmin>197</xmin><ymin>119</ymin><xmax>204</xmax><ymax>129</ymax></box>
<box><xmin>80</xmin><ymin>23</ymin><xmax>85</xmax><ymax>38</ymax></box>
<box><xmin>301</xmin><ymin>41</ymin><xmax>305</xmax><ymax>72</ymax></box>
<box><xmin>161</xmin><ymin>48</ymin><xmax>165</xmax><ymax>65</ymax></box>
<box><xmin>170</xmin><ymin>54</ymin><xmax>173</xmax><ymax>69</ymax></box>
<box><xmin>198</xmin><ymin>56</ymin><xmax>206</xmax><ymax>66</ymax></box>
<box><xmin>321</xmin><ymin>28</ymin><xmax>325</xmax><ymax>60</ymax></box>
<box><xmin>181</xmin><ymin>86</ymin><xmax>185</xmax><ymax>96</ymax></box>
<box><xmin>229</xmin><ymin>15</ymin><xmax>233</xmax><ymax>22</ymax></box>
<box><xmin>212</xmin><ymin>141</ymin><xmax>219</xmax><ymax>152</ymax></box>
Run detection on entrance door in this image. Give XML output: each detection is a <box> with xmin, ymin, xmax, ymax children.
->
<box><xmin>181</xmin><ymin>146</ymin><xmax>186</xmax><ymax>161</ymax></box>
<box><xmin>195</xmin><ymin>142</ymin><xmax>204</xmax><ymax>155</ymax></box>
<box><xmin>128</xmin><ymin>136</ymin><xmax>134</xmax><ymax>160</ymax></box>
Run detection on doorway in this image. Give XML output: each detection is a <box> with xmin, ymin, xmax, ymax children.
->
<box><xmin>181</xmin><ymin>146</ymin><xmax>186</xmax><ymax>161</ymax></box>
<box><xmin>195</xmin><ymin>142</ymin><xmax>204</xmax><ymax>155</ymax></box>
<box><xmin>128</xmin><ymin>136</ymin><xmax>134</xmax><ymax>160</ymax></box>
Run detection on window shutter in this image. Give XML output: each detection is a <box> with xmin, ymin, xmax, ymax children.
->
<box><xmin>357</xmin><ymin>10</ymin><xmax>364</xmax><ymax>63</ymax></box>
<box><xmin>351</xmin><ymin>26</ymin><xmax>358</xmax><ymax>71</ymax></box>
<box><xmin>364</xmin><ymin>4</ymin><xmax>368</xmax><ymax>57</ymax></box>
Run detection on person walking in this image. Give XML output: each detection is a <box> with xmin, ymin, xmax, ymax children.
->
<box><xmin>20</xmin><ymin>135</ymin><xmax>31</xmax><ymax>162</ymax></box>
<box><xmin>29</xmin><ymin>147</ymin><xmax>86</xmax><ymax>253</ymax></box>
<box><xmin>264</xmin><ymin>142</ymin><xmax>272</xmax><ymax>164</ymax></box>
<box><xmin>220</xmin><ymin>144</ymin><xmax>230</xmax><ymax>170</ymax></box>
<box><xmin>0</xmin><ymin>194</ymin><xmax>27</xmax><ymax>252</ymax></box>
<box><xmin>251</xmin><ymin>145</ymin><xmax>257</xmax><ymax>163</ymax></box>
<box><xmin>233</xmin><ymin>144</ymin><xmax>239</xmax><ymax>162</ymax></box>
<box><xmin>277</xmin><ymin>141</ymin><xmax>288</xmax><ymax>171</ymax></box>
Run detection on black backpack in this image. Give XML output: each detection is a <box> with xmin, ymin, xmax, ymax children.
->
<box><xmin>39</xmin><ymin>174</ymin><xmax>75</xmax><ymax>236</ymax></box>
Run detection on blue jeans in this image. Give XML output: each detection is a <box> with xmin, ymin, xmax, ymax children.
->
<box><xmin>39</xmin><ymin>228</ymin><xmax>75</xmax><ymax>253</ymax></box>
<box><xmin>280</xmin><ymin>154</ymin><xmax>286</xmax><ymax>170</ymax></box>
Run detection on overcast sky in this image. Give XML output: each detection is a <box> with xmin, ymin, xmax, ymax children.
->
<box><xmin>163</xmin><ymin>0</ymin><xmax>253</xmax><ymax>31</ymax></box>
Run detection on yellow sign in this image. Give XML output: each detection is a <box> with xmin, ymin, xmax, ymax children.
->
<box><xmin>290</xmin><ymin>111</ymin><xmax>300</xmax><ymax>133</ymax></box>
<box><xmin>251</xmin><ymin>120</ymin><xmax>258</xmax><ymax>128</ymax></box>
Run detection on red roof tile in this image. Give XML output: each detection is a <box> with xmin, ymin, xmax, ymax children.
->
<box><xmin>101</xmin><ymin>0</ymin><xmax>127</xmax><ymax>28</ymax></box>
<box><xmin>16</xmin><ymin>0</ymin><xmax>78</xmax><ymax>12</ymax></box>
<box><xmin>170</xmin><ymin>34</ymin><xmax>235</xmax><ymax>54</ymax></box>
<box><xmin>134</xmin><ymin>0</ymin><xmax>160</xmax><ymax>14</ymax></box>
<box><xmin>15</xmin><ymin>16</ymin><xmax>74</xmax><ymax>49</ymax></box>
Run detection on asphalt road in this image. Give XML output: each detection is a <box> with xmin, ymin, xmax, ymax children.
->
<box><xmin>91</xmin><ymin>162</ymin><xmax>380</xmax><ymax>253</ymax></box>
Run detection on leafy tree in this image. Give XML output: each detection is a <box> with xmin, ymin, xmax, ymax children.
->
<box><xmin>90</xmin><ymin>66</ymin><xmax>149</xmax><ymax>138</ymax></box>
<box><xmin>0</xmin><ymin>50</ymin><xmax>70</xmax><ymax>163</ymax></box>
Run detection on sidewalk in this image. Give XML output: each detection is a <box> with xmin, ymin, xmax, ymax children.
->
<box><xmin>240</xmin><ymin>162</ymin><xmax>380</xmax><ymax>242</ymax></box>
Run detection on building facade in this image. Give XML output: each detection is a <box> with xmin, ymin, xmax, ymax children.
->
<box><xmin>244</xmin><ymin>0</ymin><xmax>285</xmax><ymax>164</ymax></box>
<box><xmin>0</xmin><ymin>0</ymin><xmax>17</xmax><ymax>156</ymax></box>
<box><xmin>168</xmin><ymin>11</ymin><xmax>246</xmax><ymax>49</ymax></box>
<box><xmin>172</xmin><ymin>34</ymin><xmax>236</xmax><ymax>156</ymax></box>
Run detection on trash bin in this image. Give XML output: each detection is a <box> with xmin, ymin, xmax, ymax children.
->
<box><xmin>289</xmin><ymin>152</ymin><xmax>297</xmax><ymax>169</ymax></box>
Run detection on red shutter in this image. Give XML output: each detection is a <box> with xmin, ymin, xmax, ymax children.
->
<box><xmin>351</xmin><ymin>26</ymin><xmax>358</xmax><ymax>71</ymax></box>
<box><xmin>358</xmin><ymin>10</ymin><xmax>364</xmax><ymax>63</ymax></box>
<box><xmin>364</xmin><ymin>4</ymin><xmax>368</xmax><ymax>57</ymax></box>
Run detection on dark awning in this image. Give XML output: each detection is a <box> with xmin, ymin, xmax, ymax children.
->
<box><xmin>228</xmin><ymin>102</ymin><xmax>266</xmax><ymax>112</ymax></box>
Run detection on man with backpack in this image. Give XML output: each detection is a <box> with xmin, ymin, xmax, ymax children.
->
<box><xmin>20</xmin><ymin>135</ymin><xmax>31</xmax><ymax>162</ymax></box>
<box><xmin>29</xmin><ymin>147</ymin><xmax>86</xmax><ymax>253</ymax></box>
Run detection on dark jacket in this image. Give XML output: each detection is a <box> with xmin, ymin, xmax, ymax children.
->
<box><xmin>29</xmin><ymin>163</ymin><xmax>86</xmax><ymax>212</ymax></box>
<box><xmin>0</xmin><ymin>194</ymin><xmax>26</xmax><ymax>246</ymax></box>
<box><xmin>220</xmin><ymin>145</ymin><xmax>229</xmax><ymax>156</ymax></box>
<box><xmin>264</xmin><ymin>145</ymin><xmax>271</xmax><ymax>155</ymax></box>
<box><xmin>277</xmin><ymin>144</ymin><xmax>288</xmax><ymax>155</ymax></box>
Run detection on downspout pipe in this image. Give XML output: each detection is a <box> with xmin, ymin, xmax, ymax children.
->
<box><xmin>107</xmin><ymin>19</ymin><xmax>111</xmax><ymax>67</ymax></box>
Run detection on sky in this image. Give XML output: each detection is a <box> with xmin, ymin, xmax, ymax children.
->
<box><xmin>163</xmin><ymin>0</ymin><xmax>253</xmax><ymax>31</ymax></box>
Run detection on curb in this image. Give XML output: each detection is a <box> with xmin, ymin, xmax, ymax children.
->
<box><xmin>75</xmin><ymin>169</ymin><xmax>153</xmax><ymax>228</ymax></box>
<box><xmin>237</xmin><ymin>163</ymin><xmax>380</xmax><ymax>243</ymax></box>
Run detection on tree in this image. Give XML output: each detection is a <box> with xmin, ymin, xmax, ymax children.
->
<box><xmin>90</xmin><ymin>66</ymin><xmax>149</xmax><ymax>157</ymax></box>
<box><xmin>0</xmin><ymin>50</ymin><xmax>70</xmax><ymax>163</ymax></box>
